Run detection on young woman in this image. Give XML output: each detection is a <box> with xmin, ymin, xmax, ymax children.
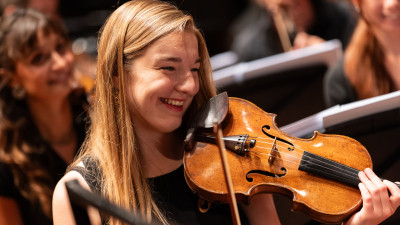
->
<box><xmin>0</xmin><ymin>9</ymin><xmax>89</xmax><ymax>225</ymax></box>
<box><xmin>324</xmin><ymin>0</ymin><xmax>400</xmax><ymax>107</ymax></box>
<box><xmin>53</xmin><ymin>1</ymin><xmax>400</xmax><ymax>225</ymax></box>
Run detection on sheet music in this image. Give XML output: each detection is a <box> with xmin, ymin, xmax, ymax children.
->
<box><xmin>280</xmin><ymin>90</ymin><xmax>400</xmax><ymax>138</ymax></box>
<box><xmin>213</xmin><ymin>39</ymin><xmax>342</xmax><ymax>87</ymax></box>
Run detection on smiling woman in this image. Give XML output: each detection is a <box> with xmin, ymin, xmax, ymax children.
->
<box><xmin>324</xmin><ymin>0</ymin><xmax>400</xmax><ymax>107</ymax></box>
<box><xmin>52</xmin><ymin>1</ymin><xmax>400</xmax><ymax>225</ymax></box>
<box><xmin>0</xmin><ymin>8</ymin><xmax>89</xmax><ymax>225</ymax></box>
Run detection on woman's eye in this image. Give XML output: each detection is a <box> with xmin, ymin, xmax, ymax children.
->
<box><xmin>56</xmin><ymin>43</ymin><xmax>67</xmax><ymax>54</ymax></box>
<box><xmin>161</xmin><ymin>67</ymin><xmax>175</xmax><ymax>71</ymax></box>
<box><xmin>31</xmin><ymin>53</ymin><xmax>48</xmax><ymax>65</ymax></box>
<box><xmin>191</xmin><ymin>68</ymin><xmax>200</xmax><ymax>72</ymax></box>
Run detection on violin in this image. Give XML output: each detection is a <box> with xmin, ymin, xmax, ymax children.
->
<box><xmin>183</xmin><ymin>93</ymin><xmax>399</xmax><ymax>224</ymax></box>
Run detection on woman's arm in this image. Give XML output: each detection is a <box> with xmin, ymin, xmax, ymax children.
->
<box><xmin>344</xmin><ymin>168</ymin><xmax>400</xmax><ymax>225</ymax></box>
<box><xmin>0</xmin><ymin>197</ymin><xmax>24</xmax><ymax>225</ymax></box>
<box><xmin>52</xmin><ymin>170</ymin><xmax>101</xmax><ymax>225</ymax></box>
<box><xmin>241</xmin><ymin>193</ymin><xmax>281</xmax><ymax>225</ymax></box>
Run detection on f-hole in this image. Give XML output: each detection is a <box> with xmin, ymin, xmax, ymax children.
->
<box><xmin>246</xmin><ymin>167</ymin><xmax>287</xmax><ymax>182</ymax></box>
<box><xmin>262</xmin><ymin>125</ymin><xmax>294</xmax><ymax>151</ymax></box>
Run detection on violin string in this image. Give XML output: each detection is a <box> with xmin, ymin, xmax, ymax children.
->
<box><xmin>255</xmin><ymin>138</ymin><xmax>361</xmax><ymax>178</ymax></box>
<box><xmin>248</xmin><ymin>150</ymin><xmax>361</xmax><ymax>184</ymax></box>
<box><xmin>251</xmin><ymin>136</ymin><xmax>361</xmax><ymax>175</ymax></box>
<box><xmin>246</xmin><ymin>137</ymin><xmax>362</xmax><ymax>182</ymax></box>
<box><xmin>248</xmin><ymin>149</ymin><xmax>361</xmax><ymax>184</ymax></box>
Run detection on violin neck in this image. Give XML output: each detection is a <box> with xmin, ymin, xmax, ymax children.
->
<box><xmin>298</xmin><ymin>151</ymin><xmax>400</xmax><ymax>189</ymax></box>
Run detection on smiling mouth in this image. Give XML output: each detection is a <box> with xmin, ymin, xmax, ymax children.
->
<box><xmin>385</xmin><ymin>12</ymin><xmax>400</xmax><ymax>20</ymax></box>
<box><xmin>160</xmin><ymin>98</ymin><xmax>184</xmax><ymax>107</ymax></box>
<box><xmin>49</xmin><ymin>73</ymin><xmax>71</xmax><ymax>84</ymax></box>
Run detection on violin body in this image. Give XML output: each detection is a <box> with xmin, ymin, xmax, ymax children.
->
<box><xmin>184</xmin><ymin>97</ymin><xmax>373</xmax><ymax>224</ymax></box>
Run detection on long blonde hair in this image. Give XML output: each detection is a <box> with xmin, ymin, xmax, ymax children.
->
<box><xmin>345</xmin><ymin>2</ymin><xmax>395</xmax><ymax>99</ymax></box>
<box><xmin>70</xmin><ymin>0</ymin><xmax>216</xmax><ymax>224</ymax></box>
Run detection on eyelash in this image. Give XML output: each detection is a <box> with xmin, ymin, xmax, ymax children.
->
<box><xmin>29</xmin><ymin>42</ymin><xmax>68</xmax><ymax>65</ymax></box>
<box><xmin>31</xmin><ymin>53</ymin><xmax>49</xmax><ymax>65</ymax></box>
<box><xmin>161</xmin><ymin>67</ymin><xmax>200</xmax><ymax>72</ymax></box>
<box><xmin>161</xmin><ymin>67</ymin><xmax>175</xmax><ymax>71</ymax></box>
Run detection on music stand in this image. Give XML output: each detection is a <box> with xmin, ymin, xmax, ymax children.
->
<box><xmin>213</xmin><ymin>40</ymin><xmax>342</xmax><ymax>126</ymax></box>
<box><xmin>65</xmin><ymin>179</ymin><xmax>156</xmax><ymax>225</ymax></box>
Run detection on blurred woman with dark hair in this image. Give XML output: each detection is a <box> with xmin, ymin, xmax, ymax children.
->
<box><xmin>0</xmin><ymin>8</ymin><xmax>89</xmax><ymax>225</ymax></box>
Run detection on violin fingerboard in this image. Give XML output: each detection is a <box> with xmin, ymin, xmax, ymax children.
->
<box><xmin>298</xmin><ymin>151</ymin><xmax>360</xmax><ymax>189</ymax></box>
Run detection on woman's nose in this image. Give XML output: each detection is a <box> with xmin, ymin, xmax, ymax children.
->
<box><xmin>176</xmin><ymin>71</ymin><xmax>199</xmax><ymax>95</ymax></box>
<box><xmin>383</xmin><ymin>0</ymin><xmax>400</xmax><ymax>12</ymax></box>
<box><xmin>51</xmin><ymin>51</ymin><xmax>69</xmax><ymax>71</ymax></box>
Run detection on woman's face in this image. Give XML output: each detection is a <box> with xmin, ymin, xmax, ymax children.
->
<box><xmin>127</xmin><ymin>31</ymin><xmax>200</xmax><ymax>134</ymax></box>
<box><xmin>359</xmin><ymin>0</ymin><xmax>400</xmax><ymax>33</ymax></box>
<box><xmin>12</xmin><ymin>29</ymin><xmax>75</xmax><ymax>102</ymax></box>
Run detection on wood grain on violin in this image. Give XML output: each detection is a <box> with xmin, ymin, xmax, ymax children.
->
<box><xmin>183</xmin><ymin>96</ymin><xmax>396</xmax><ymax>224</ymax></box>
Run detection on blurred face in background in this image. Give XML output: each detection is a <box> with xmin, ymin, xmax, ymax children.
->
<box><xmin>356</xmin><ymin>0</ymin><xmax>400</xmax><ymax>34</ymax></box>
<box><xmin>12</xmin><ymin>29</ymin><xmax>75</xmax><ymax>102</ymax></box>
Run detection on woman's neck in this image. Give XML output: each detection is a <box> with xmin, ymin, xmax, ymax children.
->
<box><xmin>374</xmin><ymin>28</ymin><xmax>400</xmax><ymax>55</ymax></box>
<box><xmin>374</xmin><ymin>30</ymin><xmax>400</xmax><ymax>89</ymax></box>
<box><xmin>28</xmin><ymin>97</ymin><xmax>77</xmax><ymax>163</ymax></box>
<box><xmin>137</xmin><ymin>130</ymin><xmax>184</xmax><ymax>178</ymax></box>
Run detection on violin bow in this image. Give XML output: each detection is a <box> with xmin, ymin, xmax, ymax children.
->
<box><xmin>184</xmin><ymin>92</ymin><xmax>241</xmax><ymax>224</ymax></box>
<box><xmin>266</xmin><ymin>1</ymin><xmax>292</xmax><ymax>52</ymax></box>
<box><xmin>213</xmin><ymin>121</ymin><xmax>242</xmax><ymax>225</ymax></box>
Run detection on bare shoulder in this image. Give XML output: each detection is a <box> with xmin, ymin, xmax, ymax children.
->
<box><xmin>53</xmin><ymin>169</ymin><xmax>90</xmax><ymax>203</ymax></box>
<box><xmin>53</xmin><ymin>165</ymin><xmax>101</xmax><ymax>225</ymax></box>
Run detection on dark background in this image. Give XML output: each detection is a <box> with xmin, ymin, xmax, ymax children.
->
<box><xmin>59</xmin><ymin>0</ymin><xmax>248</xmax><ymax>56</ymax></box>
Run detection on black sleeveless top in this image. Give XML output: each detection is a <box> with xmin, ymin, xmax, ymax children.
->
<box><xmin>73</xmin><ymin>158</ymin><xmax>249</xmax><ymax>225</ymax></box>
<box><xmin>0</xmin><ymin>94</ymin><xmax>89</xmax><ymax>225</ymax></box>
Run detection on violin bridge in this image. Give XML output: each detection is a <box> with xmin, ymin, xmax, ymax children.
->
<box><xmin>268</xmin><ymin>137</ymin><xmax>280</xmax><ymax>165</ymax></box>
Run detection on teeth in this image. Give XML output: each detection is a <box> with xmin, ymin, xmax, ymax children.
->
<box><xmin>161</xmin><ymin>98</ymin><xmax>184</xmax><ymax>107</ymax></box>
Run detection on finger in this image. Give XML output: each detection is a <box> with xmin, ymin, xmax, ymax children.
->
<box><xmin>363</xmin><ymin>169</ymin><xmax>392</xmax><ymax>216</ymax></box>
<box><xmin>364</xmin><ymin>168</ymin><xmax>389</xmax><ymax>199</ymax></box>
<box><xmin>383</xmin><ymin>180</ymin><xmax>400</xmax><ymax>208</ymax></box>
<box><xmin>359</xmin><ymin>170</ymin><xmax>382</xmax><ymax>212</ymax></box>
<box><xmin>359</xmin><ymin>182</ymin><xmax>374</xmax><ymax>215</ymax></box>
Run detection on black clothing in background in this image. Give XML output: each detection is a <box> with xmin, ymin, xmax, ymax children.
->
<box><xmin>324</xmin><ymin>56</ymin><xmax>358</xmax><ymax>107</ymax></box>
<box><xmin>229</xmin><ymin>0</ymin><xmax>357</xmax><ymax>62</ymax></box>
<box><xmin>228</xmin><ymin>2</ymin><xmax>284</xmax><ymax>62</ymax></box>
<box><xmin>0</xmin><ymin>95</ymin><xmax>88</xmax><ymax>225</ymax></box>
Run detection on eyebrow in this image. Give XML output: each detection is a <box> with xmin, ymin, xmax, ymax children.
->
<box><xmin>155</xmin><ymin>56</ymin><xmax>201</xmax><ymax>64</ymax></box>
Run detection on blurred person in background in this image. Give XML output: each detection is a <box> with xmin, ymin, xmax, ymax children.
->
<box><xmin>324</xmin><ymin>0</ymin><xmax>400</xmax><ymax>107</ymax></box>
<box><xmin>0</xmin><ymin>8</ymin><xmax>89</xmax><ymax>225</ymax></box>
<box><xmin>1</xmin><ymin>0</ymin><xmax>97</xmax><ymax>96</ymax></box>
<box><xmin>0</xmin><ymin>0</ymin><xmax>25</xmax><ymax>16</ymax></box>
<box><xmin>1</xmin><ymin>0</ymin><xmax>58</xmax><ymax>18</ymax></box>
<box><xmin>229</xmin><ymin>0</ymin><xmax>357</xmax><ymax>62</ymax></box>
